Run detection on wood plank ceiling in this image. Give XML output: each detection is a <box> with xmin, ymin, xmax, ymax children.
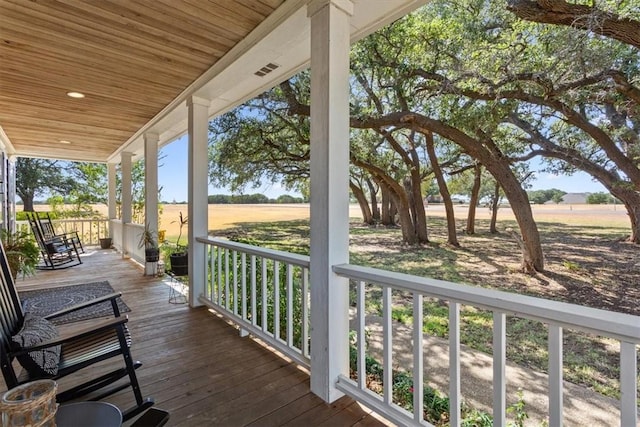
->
<box><xmin>0</xmin><ymin>0</ymin><xmax>285</xmax><ymax>162</ymax></box>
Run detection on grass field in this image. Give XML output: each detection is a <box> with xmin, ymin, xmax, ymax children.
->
<box><xmin>41</xmin><ymin>202</ymin><xmax>629</xmax><ymax>239</ymax></box>
<box><xmin>108</xmin><ymin>202</ymin><xmax>630</xmax><ymax>240</ymax></box>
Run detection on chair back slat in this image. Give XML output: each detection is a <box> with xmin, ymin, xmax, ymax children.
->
<box><xmin>38</xmin><ymin>213</ymin><xmax>57</xmax><ymax>241</ymax></box>
<box><xmin>0</xmin><ymin>237</ymin><xmax>25</xmax><ymax>386</ymax></box>
<box><xmin>27</xmin><ymin>213</ymin><xmax>47</xmax><ymax>252</ymax></box>
<box><xmin>0</xmin><ymin>238</ymin><xmax>23</xmax><ymax>336</ymax></box>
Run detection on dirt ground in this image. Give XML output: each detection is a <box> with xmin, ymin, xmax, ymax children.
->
<box><xmin>351</xmin><ymin>203</ymin><xmax>639</xmax><ymax>316</ymax></box>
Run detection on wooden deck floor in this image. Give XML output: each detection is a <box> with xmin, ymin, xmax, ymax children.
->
<box><xmin>9</xmin><ymin>247</ymin><xmax>388</xmax><ymax>426</ymax></box>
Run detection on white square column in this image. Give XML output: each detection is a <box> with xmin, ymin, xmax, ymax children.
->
<box><xmin>187</xmin><ymin>96</ymin><xmax>210</xmax><ymax>307</ymax></box>
<box><xmin>107</xmin><ymin>162</ymin><xmax>117</xmax><ymax>224</ymax></box>
<box><xmin>121</xmin><ymin>152</ymin><xmax>133</xmax><ymax>257</ymax></box>
<box><xmin>144</xmin><ymin>132</ymin><xmax>159</xmax><ymax>275</ymax></box>
<box><xmin>308</xmin><ymin>0</ymin><xmax>353</xmax><ymax>403</ymax></box>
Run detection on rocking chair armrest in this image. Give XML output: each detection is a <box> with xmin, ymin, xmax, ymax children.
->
<box><xmin>43</xmin><ymin>233</ymin><xmax>73</xmax><ymax>244</ymax></box>
<box><xmin>44</xmin><ymin>292</ymin><xmax>123</xmax><ymax>320</ymax></box>
<box><xmin>10</xmin><ymin>317</ymin><xmax>129</xmax><ymax>356</ymax></box>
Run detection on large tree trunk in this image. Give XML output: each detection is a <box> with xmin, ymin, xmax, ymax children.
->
<box><xmin>466</xmin><ymin>164</ymin><xmax>482</xmax><ymax>235</ymax></box>
<box><xmin>389</xmin><ymin>190</ymin><xmax>417</xmax><ymax>244</ymax></box>
<box><xmin>406</xmin><ymin>135</ymin><xmax>429</xmax><ymax>243</ymax></box>
<box><xmin>500</xmin><ymin>180</ymin><xmax>543</xmax><ymax>272</ymax></box>
<box><xmin>355</xmin><ymin>159</ymin><xmax>422</xmax><ymax>244</ymax></box>
<box><xmin>403</xmin><ymin>177</ymin><xmax>429</xmax><ymax>243</ymax></box>
<box><xmin>489</xmin><ymin>182</ymin><xmax>500</xmax><ymax>234</ymax></box>
<box><xmin>611</xmin><ymin>187</ymin><xmax>640</xmax><ymax>243</ymax></box>
<box><xmin>412</xmin><ymin>117</ymin><xmax>544</xmax><ymax>271</ymax></box>
<box><xmin>350</xmin><ymin>181</ymin><xmax>374</xmax><ymax>225</ymax></box>
<box><xmin>380</xmin><ymin>185</ymin><xmax>394</xmax><ymax>226</ymax></box>
<box><xmin>425</xmin><ymin>131</ymin><xmax>459</xmax><ymax>246</ymax></box>
<box><xmin>19</xmin><ymin>194</ymin><xmax>35</xmax><ymax>212</ymax></box>
<box><xmin>366</xmin><ymin>178</ymin><xmax>380</xmax><ymax>221</ymax></box>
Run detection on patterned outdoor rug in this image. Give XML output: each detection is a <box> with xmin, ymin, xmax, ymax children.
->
<box><xmin>19</xmin><ymin>281</ymin><xmax>131</xmax><ymax>325</ymax></box>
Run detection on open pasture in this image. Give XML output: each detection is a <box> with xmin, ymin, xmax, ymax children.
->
<box><xmin>156</xmin><ymin>202</ymin><xmax>630</xmax><ymax>238</ymax></box>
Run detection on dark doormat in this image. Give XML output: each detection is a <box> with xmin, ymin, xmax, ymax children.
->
<box><xmin>20</xmin><ymin>281</ymin><xmax>131</xmax><ymax>325</ymax></box>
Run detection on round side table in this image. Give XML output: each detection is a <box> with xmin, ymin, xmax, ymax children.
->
<box><xmin>56</xmin><ymin>401</ymin><xmax>122</xmax><ymax>427</ymax></box>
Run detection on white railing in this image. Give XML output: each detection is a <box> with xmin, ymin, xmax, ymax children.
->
<box><xmin>188</xmin><ymin>237</ymin><xmax>638</xmax><ymax>426</ymax></box>
<box><xmin>54</xmin><ymin>219</ymin><xmax>109</xmax><ymax>246</ymax></box>
<box><xmin>333</xmin><ymin>263</ymin><xmax>640</xmax><ymax>427</ymax></box>
<box><xmin>197</xmin><ymin>237</ymin><xmax>311</xmax><ymax>368</ymax></box>
<box><xmin>17</xmin><ymin>218</ymin><xmax>109</xmax><ymax>245</ymax></box>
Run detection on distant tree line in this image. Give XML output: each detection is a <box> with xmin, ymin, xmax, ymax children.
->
<box><xmin>207</xmin><ymin>194</ymin><xmax>306</xmax><ymax>204</ymax></box>
<box><xmin>586</xmin><ymin>192</ymin><xmax>619</xmax><ymax>205</ymax></box>
<box><xmin>526</xmin><ymin>189</ymin><xmax>567</xmax><ymax>204</ymax></box>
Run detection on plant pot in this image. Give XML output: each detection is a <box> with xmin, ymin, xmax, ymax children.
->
<box><xmin>170</xmin><ymin>252</ymin><xmax>188</xmax><ymax>276</ymax></box>
<box><xmin>145</xmin><ymin>247</ymin><xmax>160</xmax><ymax>263</ymax></box>
<box><xmin>99</xmin><ymin>238</ymin><xmax>112</xmax><ymax>249</ymax></box>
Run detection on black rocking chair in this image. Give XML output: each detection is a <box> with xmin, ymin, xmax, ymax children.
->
<box><xmin>0</xmin><ymin>239</ymin><xmax>154</xmax><ymax>421</ymax></box>
<box><xmin>26</xmin><ymin>212</ymin><xmax>82</xmax><ymax>270</ymax></box>
<box><xmin>38</xmin><ymin>213</ymin><xmax>84</xmax><ymax>254</ymax></box>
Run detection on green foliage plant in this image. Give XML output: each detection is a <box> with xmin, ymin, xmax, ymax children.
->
<box><xmin>172</xmin><ymin>211</ymin><xmax>188</xmax><ymax>252</ymax></box>
<box><xmin>138</xmin><ymin>223</ymin><xmax>158</xmax><ymax>250</ymax></box>
<box><xmin>0</xmin><ymin>229</ymin><xmax>40</xmax><ymax>279</ymax></box>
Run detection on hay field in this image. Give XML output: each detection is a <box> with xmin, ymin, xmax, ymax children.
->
<box><xmin>36</xmin><ymin>202</ymin><xmax>630</xmax><ymax>239</ymax></box>
<box><xmin>160</xmin><ymin>203</ymin><xmax>631</xmax><ymax>238</ymax></box>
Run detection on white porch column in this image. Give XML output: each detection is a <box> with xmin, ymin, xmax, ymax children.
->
<box><xmin>144</xmin><ymin>132</ymin><xmax>159</xmax><ymax>275</ymax></box>
<box><xmin>308</xmin><ymin>0</ymin><xmax>353</xmax><ymax>403</ymax></box>
<box><xmin>7</xmin><ymin>155</ymin><xmax>16</xmax><ymax>232</ymax></box>
<box><xmin>107</xmin><ymin>162</ymin><xmax>117</xmax><ymax>238</ymax></box>
<box><xmin>121</xmin><ymin>152</ymin><xmax>133</xmax><ymax>256</ymax></box>
<box><xmin>187</xmin><ymin>96</ymin><xmax>210</xmax><ymax>307</ymax></box>
<box><xmin>107</xmin><ymin>163</ymin><xmax>117</xmax><ymax>246</ymax></box>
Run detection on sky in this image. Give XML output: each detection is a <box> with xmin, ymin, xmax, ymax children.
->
<box><xmin>158</xmin><ymin>136</ymin><xmax>294</xmax><ymax>203</ymax></box>
<box><xmin>158</xmin><ymin>136</ymin><xmax>608</xmax><ymax>202</ymax></box>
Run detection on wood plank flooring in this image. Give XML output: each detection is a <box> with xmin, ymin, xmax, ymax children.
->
<box><xmin>8</xmin><ymin>247</ymin><xmax>388</xmax><ymax>426</ymax></box>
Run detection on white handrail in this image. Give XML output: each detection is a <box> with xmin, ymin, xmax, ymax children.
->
<box><xmin>17</xmin><ymin>218</ymin><xmax>109</xmax><ymax>245</ymax></box>
<box><xmin>333</xmin><ymin>264</ymin><xmax>639</xmax><ymax>342</ymax></box>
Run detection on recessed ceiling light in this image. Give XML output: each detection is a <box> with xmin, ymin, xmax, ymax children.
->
<box><xmin>66</xmin><ymin>91</ymin><xmax>85</xmax><ymax>98</ymax></box>
<box><xmin>59</xmin><ymin>140</ymin><xmax>71</xmax><ymax>144</ymax></box>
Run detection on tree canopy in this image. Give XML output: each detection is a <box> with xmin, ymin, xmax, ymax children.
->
<box><xmin>16</xmin><ymin>158</ymin><xmax>76</xmax><ymax>212</ymax></box>
<box><xmin>207</xmin><ymin>0</ymin><xmax>639</xmax><ymax>271</ymax></box>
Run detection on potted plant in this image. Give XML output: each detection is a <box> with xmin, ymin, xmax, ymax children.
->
<box><xmin>169</xmin><ymin>212</ymin><xmax>188</xmax><ymax>276</ymax></box>
<box><xmin>138</xmin><ymin>224</ymin><xmax>159</xmax><ymax>263</ymax></box>
<box><xmin>99</xmin><ymin>237</ymin><xmax>112</xmax><ymax>249</ymax></box>
<box><xmin>0</xmin><ymin>229</ymin><xmax>41</xmax><ymax>279</ymax></box>
<box><xmin>97</xmin><ymin>219</ymin><xmax>112</xmax><ymax>249</ymax></box>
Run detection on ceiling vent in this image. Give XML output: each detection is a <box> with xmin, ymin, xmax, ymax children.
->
<box><xmin>254</xmin><ymin>62</ymin><xmax>280</xmax><ymax>77</ymax></box>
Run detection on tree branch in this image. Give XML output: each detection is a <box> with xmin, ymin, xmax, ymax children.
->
<box><xmin>507</xmin><ymin>0</ymin><xmax>640</xmax><ymax>49</ymax></box>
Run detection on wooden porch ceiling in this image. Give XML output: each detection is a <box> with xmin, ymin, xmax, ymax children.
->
<box><xmin>0</xmin><ymin>0</ymin><xmax>427</xmax><ymax>164</ymax></box>
<box><xmin>0</xmin><ymin>0</ymin><xmax>285</xmax><ymax>162</ymax></box>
